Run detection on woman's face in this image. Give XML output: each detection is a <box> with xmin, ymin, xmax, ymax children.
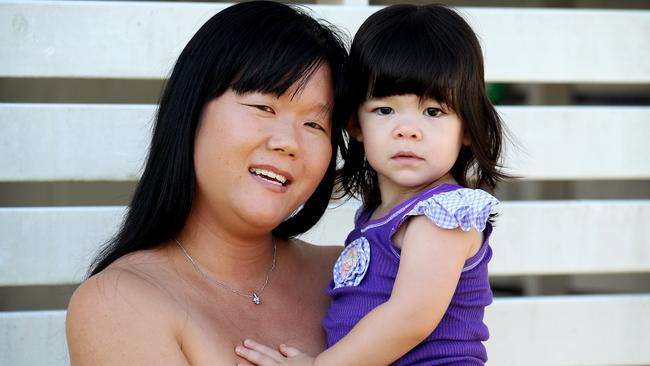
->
<box><xmin>193</xmin><ymin>65</ymin><xmax>334</xmax><ymax>234</ymax></box>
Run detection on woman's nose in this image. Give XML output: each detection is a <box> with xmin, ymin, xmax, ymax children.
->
<box><xmin>267</xmin><ymin>120</ymin><xmax>299</xmax><ymax>157</ymax></box>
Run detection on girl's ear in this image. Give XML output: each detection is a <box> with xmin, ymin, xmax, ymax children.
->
<box><xmin>462</xmin><ymin>127</ymin><xmax>471</xmax><ymax>146</ymax></box>
<box><xmin>347</xmin><ymin>115</ymin><xmax>363</xmax><ymax>142</ymax></box>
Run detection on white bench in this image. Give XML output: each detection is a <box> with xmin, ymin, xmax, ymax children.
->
<box><xmin>1</xmin><ymin>2</ymin><xmax>649</xmax><ymax>365</ymax></box>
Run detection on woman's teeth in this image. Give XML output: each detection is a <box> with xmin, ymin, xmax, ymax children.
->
<box><xmin>249</xmin><ymin>168</ymin><xmax>288</xmax><ymax>185</ymax></box>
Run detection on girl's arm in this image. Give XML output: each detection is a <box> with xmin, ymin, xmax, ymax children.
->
<box><xmin>238</xmin><ymin>215</ymin><xmax>480</xmax><ymax>366</ymax></box>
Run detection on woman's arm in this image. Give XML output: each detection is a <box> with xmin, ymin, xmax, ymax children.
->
<box><xmin>237</xmin><ymin>216</ymin><xmax>480</xmax><ymax>366</ymax></box>
<box><xmin>66</xmin><ymin>268</ymin><xmax>190</xmax><ymax>366</ymax></box>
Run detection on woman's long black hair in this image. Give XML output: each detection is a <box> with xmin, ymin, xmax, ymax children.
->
<box><xmin>337</xmin><ymin>4</ymin><xmax>509</xmax><ymax>211</ymax></box>
<box><xmin>89</xmin><ymin>1</ymin><xmax>348</xmax><ymax>276</ymax></box>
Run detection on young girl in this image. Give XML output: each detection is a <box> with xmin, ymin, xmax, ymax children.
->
<box><xmin>237</xmin><ymin>4</ymin><xmax>507</xmax><ymax>365</ymax></box>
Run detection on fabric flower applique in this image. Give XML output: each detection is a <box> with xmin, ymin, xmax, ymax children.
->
<box><xmin>333</xmin><ymin>237</ymin><xmax>370</xmax><ymax>289</ymax></box>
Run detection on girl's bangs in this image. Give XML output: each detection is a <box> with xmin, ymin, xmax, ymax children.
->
<box><xmin>363</xmin><ymin>47</ymin><xmax>458</xmax><ymax>110</ymax></box>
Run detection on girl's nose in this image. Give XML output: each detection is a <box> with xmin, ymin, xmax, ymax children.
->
<box><xmin>392</xmin><ymin>123</ymin><xmax>422</xmax><ymax>140</ymax></box>
<box><xmin>267</xmin><ymin>120</ymin><xmax>299</xmax><ymax>158</ymax></box>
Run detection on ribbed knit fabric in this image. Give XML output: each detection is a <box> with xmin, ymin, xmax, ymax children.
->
<box><xmin>322</xmin><ymin>184</ymin><xmax>497</xmax><ymax>365</ymax></box>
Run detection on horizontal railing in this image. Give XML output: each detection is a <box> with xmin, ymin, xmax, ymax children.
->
<box><xmin>1</xmin><ymin>2</ymin><xmax>649</xmax><ymax>82</ymax></box>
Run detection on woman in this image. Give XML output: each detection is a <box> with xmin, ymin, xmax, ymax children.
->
<box><xmin>66</xmin><ymin>2</ymin><xmax>348</xmax><ymax>364</ymax></box>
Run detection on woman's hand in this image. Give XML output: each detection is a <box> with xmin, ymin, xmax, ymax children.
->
<box><xmin>236</xmin><ymin>339</ymin><xmax>315</xmax><ymax>366</ymax></box>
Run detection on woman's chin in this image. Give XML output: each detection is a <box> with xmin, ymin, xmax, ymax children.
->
<box><xmin>235</xmin><ymin>204</ymin><xmax>294</xmax><ymax>231</ymax></box>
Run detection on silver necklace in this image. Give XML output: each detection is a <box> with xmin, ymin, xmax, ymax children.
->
<box><xmin>174</xmin><ymin>237</ymin><xmax>277</xmax><ymax>305</ymax></box>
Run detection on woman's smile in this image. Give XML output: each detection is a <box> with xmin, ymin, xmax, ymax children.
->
<box><xmin>249</xmin><ymin>165</ymin><xmax>292</xmax><ymax>192</ymax></box>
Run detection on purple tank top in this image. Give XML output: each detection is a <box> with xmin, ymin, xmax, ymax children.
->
<box><xmin>322</xmin><ymin>184</ymin><xmax>498</xmax><ymax>365</ymax></box>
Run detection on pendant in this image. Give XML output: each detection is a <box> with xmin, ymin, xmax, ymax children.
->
<box><xmin>252</xmin><ymin>292</ymin><xmax>261</xmax><ymax>305</ymax></box>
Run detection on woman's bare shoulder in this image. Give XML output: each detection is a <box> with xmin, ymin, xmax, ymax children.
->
<box><xmin>69</xmin><ymin>249</ymin><xmax>179</xmax><ymax>311</ymax></box>
<box><xmin>289</xmin><ymin>238</ymin><xmax>342</xmax><ymax>272</ymax></box>
<box><xmin>66</xmin><ymin>250</ymin><xmax>189</xmax><ymax>365</ymax></box>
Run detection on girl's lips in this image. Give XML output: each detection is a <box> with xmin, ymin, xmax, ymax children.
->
<box><xmin>392</xmin><ymin>151</ymin><xmax>423</xmax><ymax>160</ymax></box>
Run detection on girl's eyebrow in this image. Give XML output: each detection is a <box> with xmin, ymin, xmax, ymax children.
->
<box><xmin>365</xmin><ymin>96</ymin><xmax>395</xmax><ymax>102</ymax></box>
<box><xmin>419</xmin><ymin>98</ymin><xmax>442</xmax><ymax>105</ymax></box>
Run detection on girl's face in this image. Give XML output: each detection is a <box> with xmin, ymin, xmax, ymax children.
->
<box><xmin>192</xmin><ymin>65</ymin><xmax>334</xmax><ymax>235</ymax></box>
<box><xmin>354</xmin><ymin>94</ymin><xmax>469</xmax><ymax>200</ymax></box>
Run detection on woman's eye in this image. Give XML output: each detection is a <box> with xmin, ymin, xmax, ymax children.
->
<box><xmin>305</xmin><ymin>121</ymin><xmax>326</xmax><ymax>132</ymax></box>
<box><xmin>255</xmin><ymin>105</ymin><xmax>275</xmax><ymax>114</ymax></box>
<box><xmin>425</xmin><ymin>107</ymin><xmax>443</xmax><ymax>117</ymax></box>
<box><xmin>241</xmin><ymin>103</ymin><xmax>275</xmax><ymax>114</ymax></box>
<box><xmin>373</xmin><ymin>107</ymin><xmax>393</xmax><ymax>115</ymax></box>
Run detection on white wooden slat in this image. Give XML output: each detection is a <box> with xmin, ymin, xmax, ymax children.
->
<box><xmin>2</xmin><ymin>104</ymin><xmax>649</xmax><ymax>181</ymax></box>
<box><xmin>0</xmin><ymin>311</ymin><xmax>69</xmax><ymax>366</ymax></box>
<box><xmin>0</xmin><ymin>103</ymin><xmax>153</xmax><ymax>181</ymax></box>
<box><xmin>464</xmin><ymin>7</ymin><xmax>650</xmax><ymax>84</ymax></box>
<box><xmin>489</xmin><ymin>201</ymin><xmax>650</xmax><ymax>276</ymax></box>
<box><xmin>3</xmin><ymin>295</ymin><xmax>649</xmax><ymax>366</ymax></box>
<box><xmin>502</xmin><ymin>106</ymin><xmax>650</xmax><ymax>180</ymax></box>
<box><xmin>305</xmin><ymin>200</ymin><xmax>650</xmax><ymax>276</ymax></box>
<box><xmin>485</xmin><ymin>295</ymin><xmax>650</xmax><ymax>365</ymax></box>
<box><xmin>1</xmin><ymin>2</ymin><xmax>649</xmax><ymax>83</ymax></box>
<box><xmin>0</xmin><ymin>207</ymin><xmax>124</xmax><ymax>286</ymax></box>
<box><xmin>0</xmin><ymin>1</ymin><xmax>218</xmax><ymax>80</ymax></box>
<box><xmin>1</xmin><ymin>201</ymin><xmax>649</xmax><ymax>286</ymax></box>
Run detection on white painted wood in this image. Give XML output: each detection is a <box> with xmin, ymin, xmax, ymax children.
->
<box><xmin>0</xmin><ymin>103</ymin><xmax>154</xmax><ymax>181</ymax></box>
<box><xmin>0</xmin><ymin>1</ymin><xmax>222</xmax><ymax>79</ymax></box>
<box><xmin>305</xmin><ymin>200</ymin><xmax>650</xmax><ymax>276</ymax></box>
<box><xmin>2</xmin><ymin>2</ymin><xmax>648</xmax><ymax>82</ymax></box>
<box><xmin>501</xmin><ymin>106</ymin><xmax>650</xmax><ymax>180</ymax></box>
<box><xmin>0</xmin><ymin>310</ymin><xmax>69</xmax><ymax>366</ymax></box>
<box><xmin>463</xmin><ymin>7</ymin><xmax>650</xmax><ymax>83</ymax></box>
<box><xmin>0</xmin><ymin>207</ymin><xmax>125</xmax><ymax>286</ymax></box>
<box><xmin>486</xmin><ymin>295</ymin><xmax>650</xmax><ymax>365</ymax></box>
<box><xmin>2</xmin><ymin>104</ymin><xmax>649</xmax><ymax>181</ymax></box>
<box><xmin>2</xmin><ymin>201</ymin><xmax>649</xmax><ymax>286</ymax></box>
<box><xmin>490</xmin><ymin>201</ymin><xmax>650</xmax><ymax>276</ymax></box>
<box><xmin>3</xmin><ymin>295</ymin><xmax>649</xmax><ymax>366</ymax></box>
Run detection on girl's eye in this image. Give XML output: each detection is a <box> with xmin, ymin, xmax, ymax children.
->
<box><xmin>373</xmin><ymin>107</ymin><xmax>393</xmax><ymax>115</ymax></box>
<box><xmin>304</xmin><ymin>121</ymin><xmax>326</xmax><ymax>132</ymax></box>
<box><xmin>425</xmin><ymin>107</ymin><xmax>443</xmax><ymax>117</ymax></box>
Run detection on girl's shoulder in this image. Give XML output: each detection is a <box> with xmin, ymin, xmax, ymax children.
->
<box><xmin>395</xmin><ymin>186</ymin><xmax>499</xmax><ymax>234</ymax></box>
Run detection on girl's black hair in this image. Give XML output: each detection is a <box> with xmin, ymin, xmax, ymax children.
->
<box><xmin>337</xmin><ymin>4</ymin><xmax>508</xmax><ymax>210</ymax></box>
<box><xmin>89</xmin><ymin>1</ymin><xmax>348</xmax><ymax>276</ymax></box>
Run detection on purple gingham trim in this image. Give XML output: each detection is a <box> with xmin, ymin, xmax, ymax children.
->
<box><xmin>333</xmin><ymin>237</ymin><xmax>370</xmax><ymax>289</ymax></box>
<box><xmin>399</xmin><ymin>188</ymin><xmax>499</xmax><ymax>233</ymax></box>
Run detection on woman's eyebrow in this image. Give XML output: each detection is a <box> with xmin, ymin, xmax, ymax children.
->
<box><xmin>306</xmin><ymin>102</ymin><xmax>333</xmax><ymax>116</ymax></box>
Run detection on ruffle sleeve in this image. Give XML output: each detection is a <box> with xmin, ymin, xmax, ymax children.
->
<box><xmin>396</xmin><ymin>188</ymin><xmax>499</xmax><ymax>233</ymax></box>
